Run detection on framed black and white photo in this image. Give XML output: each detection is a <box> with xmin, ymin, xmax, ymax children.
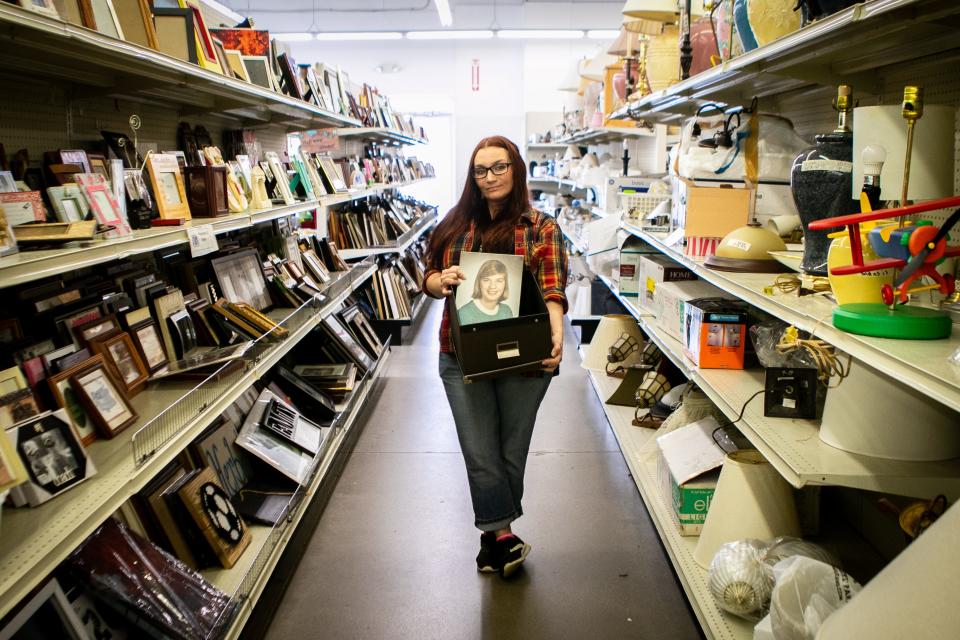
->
<box><xmin>8</xmin><ymin>408</ymin><xmax>96</xmax><ymax>506</ymax></box>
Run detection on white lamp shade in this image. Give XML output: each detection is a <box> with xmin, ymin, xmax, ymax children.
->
<box><xmin>558</xmin><ymin>59</ymin><xmax>585</xmax><ymax>91</ymax></box>
<box><xmin>580</xmin><ymin>51</ymin><xmax>619</xmax><ymax>82</ymax></box>
<box><xmin>608</xmin><ymin>27</ymin><xmax>642</xmax><ymax>57</ymax></box>
<box><xmin>821</xmin><ymin>359</ymin><xmax>960</xmax><ymax>461</ymax></box>
<box><xmin>817</xmin><ymin>501</ymin><xmax>960</xmax><ymax>640</ymax></box>
<box><xmin>851</xmin><ymin>105</ymin><xmax>956</xmax><ymax>201</ymax></box>
<box><xmin>580</xmin><ymin>314</ymin><xmax>645</xmax><ymax>371</ymax></box>
<box><xmin>622</xmin><ymin>0</ymin><xmax>679</xmax><ymax>22</ymax></box>
<box><xmin>693</xmin><ymin>449</ymin><xmax>800</xmax><ymax>569</ymax></box>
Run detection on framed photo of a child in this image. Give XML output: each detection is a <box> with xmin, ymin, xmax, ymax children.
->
<box><xmin>455</xmin><ymin>251</ymin><xmax>523</xmax><ymax>326</ymax></box>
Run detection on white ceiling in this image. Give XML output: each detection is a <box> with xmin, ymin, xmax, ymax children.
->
<box><xmin>221</xmin><ymin>0</ymin><xmax>625</xmax><ymax>33</ymax></box>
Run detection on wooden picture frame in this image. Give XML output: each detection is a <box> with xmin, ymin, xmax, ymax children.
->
<box><xmin>74</xmin><ymin>313</ymin><xmax>121</xmax><ymax>348</ymax></box>
<box><xmin>87</xmin><ymin>153</ymin><xmax>110</xmax><ymax>182</ymax></box>
<box><xmin>178</xmin><ymin>0</ymin><xmax>221</xmax><ymax>74</ymax></box>
<box><xmin>129</xmin><ymin>319</ymin><xmax>169</xmax><ymax>374</ymax></box>
<box><xmin>17</xmin><ymin>0</ymin><xmax>62</xmax><ymax>19</ymax></box>
<box><xmin>87</xmin><ymin>0</ymin><xmax>125</xmax><ymax>40</ymax></box>
<box><xmin>264</xmin><ymin>151</ymin><xmax>295</xmax><ymax>205</ymax></box>
<box><xmin>152</xmin><ymin>7</ymin><xmax>197</xmax><ymax>64</ymax></box>
<box><xmin>48</xmin><ymin>355</ymin><xmax>102</xmax><ymax>445</ymax></box>
<box><xmin>317</xmin><ymin>156</ymin><xmax>348</xmax><ymax>193</ymax></box>
<box><xmin>112</xmin><ymin>0</ymin><xmax>159</xmax><ymax>50</ymax></box>
<box><xmin>57</xmin><ymin>150</ymin><xmax>91</xmax><ymax>174</ymax></box>
<box><xmin>276</xmin><ymin>52</ymin><xmax>303</xmax><ymax>100</ymax></box>
<box><xmin>47</xmin><ymin>163</ymin><xmax>84</xmax><ymax>186</ymax></box>
<box><xmin>0</xmin><ymin>387</ymin><xmax>40</xmax><ymax>430</ymax></box>
<box><xmin>79</xmin><ymin>181</ymin><xmax>131</xmax><ymax>237</ymax></box>
<box><xmin>12</xmin><ymin>221</ymin><xmax>97</xmax><ymax>245</ymax></box>
<box><xmin>177</xmin><ymin>466</ymin><xmax>251</xmax><ymax>568</ymax></box>
<box><xmin>94</xmin><ymin>331</ymin><xmax>148</xmax><ymax>396</ymax></box>
<box><xmin>69</xmin><ymin>359</ymin><xmax>137</xmax><ymax>438</ymax></box>
<box><xmin>146</xmin><ymin>153</ymin><xmax>191</xmax><ymax>220</ymax></box>
<box><xmin>211</xmin><ymin>37</ymin><xmax>234</xmax><ymax>78</ymax></box>
<box><xmin>223</xmin><ymin>49</ymin><xmax>249</xmax><ymax>82</ymax></box>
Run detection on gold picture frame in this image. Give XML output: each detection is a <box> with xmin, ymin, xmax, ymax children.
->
<box><xmin>146</xmin><ymin>153</ymin><xmax>191</xmax><ymax>220</ymax></box>
<box><xmin>112</xmin><ymin>0</ymin><xmax>159</xmax><ymax>50</ymax></box>
<box><xmin>17</xmin><ymin>0</ymin><xmax>60</xmax><ymax>19</ymax></box>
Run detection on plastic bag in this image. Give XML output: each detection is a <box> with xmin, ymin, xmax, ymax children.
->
<box><xmin>769</xmin><ymin>556</ymin><xmax>862</xmax><ymax>640</ymax></box>
<box><xmin>68</xmin><ymin>518</ymin><xmax>235</xmax><ymax>640</ymax></box>
<box><xmin>749</xmin><ymin>323</ymin><xmax>820</xmax><ymax>370</ymax></box>
<box><xmin>709</xmin><ymin>539</ymin><xmax>775</xmax><ymax>621</ymax></box>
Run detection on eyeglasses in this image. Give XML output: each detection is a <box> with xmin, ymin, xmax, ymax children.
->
<box><xmin>473</xmin><ymin>162</ymin><xmax>512</xmax><ymax>179</ymax></box>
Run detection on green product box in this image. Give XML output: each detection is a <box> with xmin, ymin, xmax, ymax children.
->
<box><xmin>656</xmin><ymin>416</ymin><xmax>726</xmax><ymax>536</ymax></box>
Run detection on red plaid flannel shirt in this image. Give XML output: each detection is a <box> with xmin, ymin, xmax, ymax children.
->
<box><xmin>422</xmin><ymin>210</ymin><xmax>568</xmax><ymax>353</ymax></box>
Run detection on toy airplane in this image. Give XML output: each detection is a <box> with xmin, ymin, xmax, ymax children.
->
<box><xmin>808</xmin><ymin>195</ymin><xmax>960</xmax><ymax>339</ymax></box>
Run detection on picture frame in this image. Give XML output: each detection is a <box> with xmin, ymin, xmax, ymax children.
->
<box><xmin>321</xmin><ymin>314</ymin><xmax>374</xmax><ymax>372</ymax></box>
<box><xmin>54</xmin><ymin>305</ymin><xmax>102</xmax><ymax>345</ymax></box>
<box><xmin>212</xmin><ymin>37</ymin><xmax>234</xmax><ymax>78</ymax></box>
<box><xmin>0</xmin><ymin>387</ymin><xmax>41</xmax><ymax>430</ymax></box>
<box><xmin>166</xmin><ymin>309</ymin><xmax>198</xmax><ymax>358</ymax></box>
<box><xmin>10</xmin><ymin>409</ymin><xmax>96</xmax><ymax>505</ymax></box>
<box><xmin>152</xmin><ymin>7</ymin><xmax>197</xmax><ymax>64</ymax></box>
<box><xmin>264</xmin><ymin>151</ymin><xmax>295</xmax><ymax>205</ymax></box>
<box><xmin>79</xmin><ymin>181</ymin><xmax>131</xmax><ymax>237</ymax></box>
<box><xmin>94</xmin><ymin>332</ymin><xmax>149</xmax><ymax>396</ymax></box>
<box><xmin>87</xmin><ymin>153</ymin><xmax>110</xmax><ymax>182</ymax></box>
<box><xmin>58</xmin><ymin>149</ymin><xmax>91</xmax><ymax>174</ymax></box>
<box><xmin>129</xmin><ymin>319</ymin><xmax>169</xmax><ymax>374</ymax></box>
<box><xmin>300</xmin><ymin>65</ymin><xmax>327</xmax><ymax>110</ymax></box>
<box><xmin>322</xmin><ymin>66</ymin><xmax>344</xmax><ymax>115</ymax></box>
<box><xmin>177</xmin><ymin>466</ymin><xmax>251</xmax><ymax>569</ymax></box>
<box><xmin>146</xmin><ymin>153</ymin><xmax>191</xmax><ymax>220</ymax></box>
<box><xmin>0</xmin><ymin>171</ymin><xmax>16</xmax><ymax>193</ymax></box>
<box><xmin>12</xmin><ymin>221</ymin><xmax>98</xmax><ymax>245</ymax></box>
<box><xmin>17</xmin><ymin>0</ymin><xmax>62</xmax><ymax>19</ymax></box>
<box><xmin>208</xmin><ymin>27</ymin><xmax>270</xmax><ymax>56</ymax></box>
<box><xmin>240</xmin><ymin>55</ymin><xmax>274</xmax><ymax>90</ymax></box>
<box><xmin>0</xmin><ymin>579</ymin><xmax>87</xmax><ymax>639</ymax></box>
<box><xmin>317</xmin><ymin>156</ymin><xmax>348</xmax><ymax>193</ymax></box>
<box><xmin>0</xmin><ymin>408</ymin><xmax>29</xmax><ymax>492</ymax></box>
<box><xmin>47</xmin><ymin>163</ymin><xmax>84</xmax><ymax>186</ymax></box>
<box><xmin>223</xmin><ymin>49</ymin><xmax>250</xmax><ymax>82</ymax></box>
<box><xmin>276</xmin><ymin>52</ymin><xmax>303</xmax><ymax>100</ymax></box>
<box><xmin>0</xmin><ymin>191</ymin><xmax>46</xmax><ymax>226</ymax></box>
<box><xmin>178</xmin><ymin>0</ymin><xmax>222</xmax><ymax>74</ymax></box>
<box><xmin>87</xmin><ymin>0</ymin><xmax>125</xmax><ymax>40</ymax></box>
<box><xmin>70</xmin><ymin>359</ymin><xmax>137</xmax><ymax>438</ymax></box>
<box><xmin>0</xmin><ymin>203</ymin><xmax>18</xmax><ymax>258</ymax></box>
<box><xmin>74</xmin><ymin>314</ymin><xmax>121</xmax><ymax>348</ymax></box>
<box><xmin>112</xmin><ymin>0</ymin><xmax>159</xmax><ymax>50</ymax></box>
<box><xmin>210</xmin><ymin>248</ymin><xmax>272</xmax><ymax>311</ymax></box>
<box><xmin>47</xmin><ymin>355</ymin><xmax>101</xmax><ymax>446</ymax></box>
<box><xmin>148</xmin><ymin>341</ymin><xmax>252</xmax><ymax>381</ymax></box>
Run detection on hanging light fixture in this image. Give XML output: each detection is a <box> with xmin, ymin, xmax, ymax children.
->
<box><xmin>621</xmin><ymin>0</ymin><xmax>680</xmax><ymax>22</ymax></box>
<box><xmin>435</xmin><ymin>0</ymin><xmax>453</xmax><ymax>27</ymax></box>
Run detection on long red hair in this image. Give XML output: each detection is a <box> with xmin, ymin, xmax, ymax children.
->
<box><xmin>426</xmin><ymin>135</ymin><xmax>529</xmax><ymax>269</ymax></box>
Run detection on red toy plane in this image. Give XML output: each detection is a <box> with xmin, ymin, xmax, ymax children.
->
<box><xmin>808</xmin><ymin>195</ymin><xmax>960</xmax><ymax>305</ymax></box>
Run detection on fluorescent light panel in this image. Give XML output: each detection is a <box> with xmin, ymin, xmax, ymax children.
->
<box><xmin>274</xmin><ymin>32</ymin><xmax>314</xmax><ymax>42</ymax></box>
<box><xmin>315</xmin><ymin>32</ymin><xmax>404</xmax><ymax>41</ymax></box>
<box><xmin>497</xmin><ymin>30</ymin><xmax>585</xmax><ymax>39</ymax></box>
<box><xmin>406</xmin><ymin>30</ymin><xmax>494</xmax><ymax>40</ymax></box>
<box><xmin>586</xmin><ymin>30</ymin><xmax>621</xmax><ymax>39</ymax></box>
<box><xmin>435</xmin><ymin>0</ymin><xmax>453</xmax><ymax>27</ymax></box>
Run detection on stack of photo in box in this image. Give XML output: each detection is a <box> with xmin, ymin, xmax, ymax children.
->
<box><xmin>291</xmin><ymin>363</ymin><xmax>357</xmax><ymax>405</ymax></box>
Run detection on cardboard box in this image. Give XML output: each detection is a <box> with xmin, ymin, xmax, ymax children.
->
<box><xmin>654</xmin><ymin>280</ymin><xmax>726</xmax><ymax>341</ymax></box>
<box><xmin>682</xmin><ymin>297</ymin><xmax>749</xmax><ymax>369</ymax></box>
<box><xmin>672</xmin><ymin>178</ymin><xmax>795</xmax><ymax>238</ymax></box>
<box><xmin>637</xmin><ymin>254</ymin><xmax>696</xmax><ymax>314</ymax></box>
<box><xmin>656</xmin><ymin>416</ymin><xmax>726</xmax><ymax>535</ymax></box>
<box><xmin>448</xmin><ymin>269</ymin><xmax>552</xmax><ymax>382</ymax></box>
<box><xmin>618</xmin><ymin>236</ymin><xmax>658</xmax><ymax>299</ymax></box>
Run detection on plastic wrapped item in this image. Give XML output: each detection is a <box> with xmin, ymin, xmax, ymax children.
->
<box><xmin>764</xmin><ymin>536</ymin><xmax>837</xmax><ymax>568</ymax></box>
<box><xmin>708</xmin><ymin>539</ymin><xmax>775</xmax><ymax>621</ymax></box>
<box><xmin>769</xmin><ymin>556</ymin><xmax>861</xmax><ymax>640</ymax></box>
<box><xmin>68</xmin><ymin>518</ymin><xmax>236</xmax><ymax>640</ymax></box>
<box><xmin>749</xmin><ymin>323</ymin><xmax>820</xmax><ymax>370</ymax></box>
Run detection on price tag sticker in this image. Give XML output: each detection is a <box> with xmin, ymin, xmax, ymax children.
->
<box><xmin>187</xmin><ymin>224</ymin><xmax>218</xmax><ymax>257</ymax></box>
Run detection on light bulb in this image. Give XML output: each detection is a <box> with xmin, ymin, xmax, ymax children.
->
<box><xmin>862</xmin><ymin>144</ymin><xmax>886</xmax><ymax>177</ymax></box>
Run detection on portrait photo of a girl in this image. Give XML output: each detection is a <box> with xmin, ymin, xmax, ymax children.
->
<box><xmin>455</xmin><ymin>252</ymin><xmax>522</xmax><ymax>325</ymax></box>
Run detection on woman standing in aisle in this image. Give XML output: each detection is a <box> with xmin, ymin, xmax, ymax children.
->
<box><xmin>421</xmin><ymin>135</ymin><xmax>567</xmax><ymax>578</ymax></box>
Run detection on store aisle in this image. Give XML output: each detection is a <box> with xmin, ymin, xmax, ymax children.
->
<box><xmin>265</xmin><ymin>302</ymin><xmax>702</xmax><ymax>640</ymax></box>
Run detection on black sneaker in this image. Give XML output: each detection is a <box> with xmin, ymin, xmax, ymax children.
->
<box><xmin>498</xmin><ymin>534</ymin><xmax>531</xmax><ymax>578</ymax></box>
<box><xmin>476</xmin><ymin>532</ymin><xmax>501</xmax><ymax>574</ymax></box>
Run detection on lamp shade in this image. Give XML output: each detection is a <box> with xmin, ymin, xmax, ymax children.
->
<box><xmin>817</xmin><ymin>501</ymin><xmax>960</xmax><ymax>640</ymax></box>
<box><xmin>580</xmin><ymin>51</ymin><xmax>619</xmax><ymax>82</ymax></box>
<box><xmin>705</xmin><ymin>224</ymin><xmax>788</xmax><ymax>273</ymax></box>
<box><xmin>693</xmin><ymin>449</ymin><xmax>801</xmax><ymax>569</ymax></box>
<box><xmin>623</xmin><ymin>16</ymin><xmax>665</xmax><ymax>35</ymax></box>
<box><xmin>580</xmin><ymin>314</ymin><xmax>645</xmax><ymax>371</ymax></box>
<box><xmin>821</xmin><ymin>359</ymin><xmax>960</xmax><ymax>461</ymax></box>
<box><xmin>622</xmin><ymin>0</ymin><xmax>679</xmax><ymax>22</ymax></box>
<box><xmin>851</xmin><ymin>105</ymin><xmax>955</xmax><ymax>201</ymax></box>
<box><xmin>607</xmin><ymin>27</ymin><xmax>643</xmax><ymax>57</ymax></box>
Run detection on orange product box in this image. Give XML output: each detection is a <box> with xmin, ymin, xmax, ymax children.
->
<box><xmin>682</xmin><ymin>297</ymin><xmax>749</xmax><ymax>369</ymax></box>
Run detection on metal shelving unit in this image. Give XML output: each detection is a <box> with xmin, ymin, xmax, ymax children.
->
<box><xmin>584</xmin><ymin>367</ymin><xmax>754</xmax><ymax>640</ymax></box>
<box><xmin>337</xmin><ymin>210</ymin><xmax>437</xmax><ymax>260</ymax></box>
<box><xmin>623</xmin><ymin>223</ymin><xmax>960</xmax><ymax>414</ymax></box>
<box><xmin>593</xmin><ymin>274</ymin><xmax>960</xmax><ymax>501</ymax></box>
<box><xmin>0</xmin><ymin>261</ymin><xmax>377</xmax><ymax>621</ymax></box>
<box><xmin>610</xmin><ymin>0</ymin><xmax>960</xmax><ymax>124</ymax></box>
<box><xmin>557</xmin><ymin>126</ymin><xmax>656</xmax><ymax>146</ymax></box>
<box><xmin>0</xmin><ymin>5</ymin><xmax>359</xmax><ymax>130</ymax></box>
<box><xmin>335</xmin><ymin>127</ymin><xmax>426</xmax><ymax>146</ymax></box>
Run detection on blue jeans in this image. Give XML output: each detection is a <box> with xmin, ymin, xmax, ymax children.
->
<box><xmin>438</xmin><ymin>353</ymin><xmax>552</xmax><ymax>531</ymax></box>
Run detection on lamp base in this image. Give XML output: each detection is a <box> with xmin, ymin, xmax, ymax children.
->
<box><xmin>833</xmin><ymin>303</ymin><xmax>952</xmax><ymax>339</ymax></box>
<box><xmin>704</xmin><ymin>256</ymin><xmax>787</xmax><ymax>273</ymax></box>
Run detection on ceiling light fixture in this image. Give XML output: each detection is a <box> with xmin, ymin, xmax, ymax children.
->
<box><xmin>314</xmin><ymin>32</ymin><xmax>404</xmax><ymax>41</ymax></box>
<box><xmin>496</xmin><ymin>30</ymin><xmax>585</xmax><ymax>40</ymax></box>
<box><xmin>586</xmin><ymin>30</ymin><xmax>621</xmax><ymax>39</ymax></box>
<box><xmin>435</xmin><ymin>0</ymin><xmax>453</xmax><ymax>27</ymax></box>
<box><xmin>274</xmin><ymin>32</ymin><xmax>315</xmax><ymax>42</ymax></box>
<box><xmin>406</xmin><ymin>30</ymin><xmax>494</xmax><ymax>40</ymax></box>
<box><xmin>374</xmin><ymin>63</ymin><xmax>403</xmax><ymax>74</ymax></box>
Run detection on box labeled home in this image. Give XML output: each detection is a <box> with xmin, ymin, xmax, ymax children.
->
<box><xmin>637</xmin><ymin>254</ymin><xmax>696</xmax><ymax>314</ymax></box>
<box><xmin>682</xmin><ymin>297</ymin><xmax>749</xmax><ymax>369</ymax></box>
<box><xmin>448</xmin><ymin>269</ymin><xmax>552</xmax><ymax>382</ymax></box>
<box><xmin>618</xmin><ymin>236</ymin><xmax>658</xmax><ymax>299</ymax></box>
<box><xmin>656</xmin><ymin>416</ymin><xmax>726</xmax><ymax>535</ymax></box>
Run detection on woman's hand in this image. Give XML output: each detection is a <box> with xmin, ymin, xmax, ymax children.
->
<box><xmin>542</xmin><ymin>329</ymin><xmax>563</xmax><ymax>372</ymax></box>
<box><xmin>438</xmin><ymin>266</ymin><xmax>466</xmax><ymax>296</ymax></box>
